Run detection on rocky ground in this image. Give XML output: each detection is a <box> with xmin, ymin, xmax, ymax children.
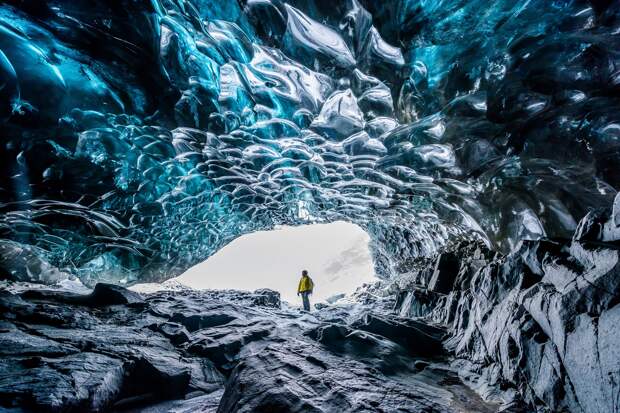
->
<box><xmin>2</xmin><ymin>198</ymin><xmax>619</xmax><ymax>413</ymax></box>
<box><xmin>1</xmin><ymin>281</ymin><xmax>509</xmax><ymax>412</ymax></box>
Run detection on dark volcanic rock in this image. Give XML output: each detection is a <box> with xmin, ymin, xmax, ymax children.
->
<box><xmin>6</xmin><ymin>193</ymin><xmax>620</xmax><ymax>413</ymax></box>
<box><xmin>394</xmin><ymin>195</ymin><xmax>620</xmax><ymax>412</ymax></box>
<box><xmin>0</xmin><ymin>352</ymin><xmax>125</xmax><ymax>412</ymax></box>
<box><xmin>187</xmin><ymin>319</ymin><xmax>276</xmax><ymax>373</ymax></box>
<box><xmin>170</xmin><ymin>312</ymin><xmax>237</xmax><ymax>332</ymax></box>
<box><xmin>1</xmin><ymin>290</ymin><xmax>96</xmax><ymax>327</ymax></box>
<box><xmin>0</xmin><ymin>287</ymin><xmax>224</xmax><ymax>412</ymax></box>
<box><xmin>251</xmin><ymin>288</ymin><xmax>281</xmax><ymax>308</ymax></box>
<box><xmin>116</xmin><ymin>355</ymin><xmax>192</xmax><ymax>405</ymax></box>
<box><xmin>0</xmin><ymin>284</ymin><xmax>501</xmax><ymax>412</ymax></box>
<box><xmin>350</xmin><ymin>313</ymin><xmax>445</xmax><ymax>357</ymax></box>
<box><xmin>394</xmin><ymin>287</ymin><xmax>441</xmax><ymax>318</ymax></box>
<box><xmin>428</xmin><ymin>252</ymin><xmax>460</xmax><ymax>294</ymax></box>
<box><xmin>149</xmin><ymin>321</ymin><xmax>191</xmax><ymax>345</ymax></box>
<box><xmin>0</xmin><ymin>327</ymin><xmax>79</xmax><ymax>357</ymax></box>
<box><xmin>20</xmin><ymin>282</ymin><xmax>144</xmax><ymax>307</ymax></box>
<box><xmin>88</xmin><ymin>283</ymin><xmax>144</xmax><ymax>306</ymax></box>
<box><xmin>305</xmin><ymin>322</ymin><xmax>417</xmax><ymax>373</ymax></box>
<box><xmin>572</xmin><ymin>208</ymin><xmax>608</xmax><ymax>242</ymax></box>
<box><xmin>217</xmin><ymin>340</ymin><xmax>468</xmax><ymax>413</ymax></box>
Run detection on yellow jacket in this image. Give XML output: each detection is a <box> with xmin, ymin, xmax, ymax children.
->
<box><xmin>297</xmin><ymin>275</ymin><xmax>314</xmax><ymax>293</ymax></box>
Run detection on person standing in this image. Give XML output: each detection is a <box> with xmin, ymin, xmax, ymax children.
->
<box><xmin>297</xmin><ymin>270</ymin><xmax>314</xmax><ymax>311</ymax></box>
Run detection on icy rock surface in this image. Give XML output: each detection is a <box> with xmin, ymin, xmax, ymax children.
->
<box><xmin>0</xmin><ymin>284</ymin><xmax>503</xmax><ymax>412</ymax></box>
<box><xmin>393</xmin><ymin>194</ymin><xmax>620</xmax><ymax>412</ymax></box>
<box><xmin>1</xmin><ymin>0</ymin><xmax>619</xmax><ymax>284</ymax></box>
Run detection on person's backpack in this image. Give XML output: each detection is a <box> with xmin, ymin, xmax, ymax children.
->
<box><xmin>308</xmin><ymin>277</ymin><xmax>314</xmax><ymax>293</ymax></box>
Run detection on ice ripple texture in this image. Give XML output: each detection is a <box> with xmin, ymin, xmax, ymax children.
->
<box><xmin>0</xmin><ymin>0</ymin><xmax>619</xmax><ymax>285</ymax></box>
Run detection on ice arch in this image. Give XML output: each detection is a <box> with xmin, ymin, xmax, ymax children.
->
<box><xmin>165</xmin><ymin>222</ymin><xmax>374</xmax><ymax>303</ymax></box>
<box><xmin>0</xmin><ymin>0</ymin><xmax>618</xmax><ymax>286</ymax></box>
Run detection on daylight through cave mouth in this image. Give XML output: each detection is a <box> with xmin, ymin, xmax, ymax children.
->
<box><xmin>0</xmin><ymin>0</ymin><xmax>619</xmax><ymax>287</ymax></box>
<box><xmin>133</xmin><ymin>222</ymin><xmax>376</xmax><ymax>304</ymax></box>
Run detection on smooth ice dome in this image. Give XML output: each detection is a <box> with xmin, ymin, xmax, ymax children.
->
<box><xmin>284</xmin><ymin>4</ymin><xmax>357</xmax><ymax>69</ymax></box>
<box><xmin>310</xmin><ymin>89</ymin><xmax>365</xmax><ymax>137</ymax></box>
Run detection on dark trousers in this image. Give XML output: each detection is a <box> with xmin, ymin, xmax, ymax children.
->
<box><xmin>301</xmin><ymin>291</ymin><xmax>311</xmax><ymax>311</ymax></box>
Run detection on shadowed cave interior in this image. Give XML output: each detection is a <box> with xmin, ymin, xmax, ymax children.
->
<box><xmin>1</xmin><ymin>0</ymin><xmax>619</xmax><ymax>412</ymax></box>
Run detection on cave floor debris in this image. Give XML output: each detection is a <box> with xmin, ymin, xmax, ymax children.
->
<box><xmin>0</xmin><ymin>283</ymin><xmax>511</xmax><ymax>412</ymax></box>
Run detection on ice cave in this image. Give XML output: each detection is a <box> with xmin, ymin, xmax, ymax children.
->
<box><xmin>0</xmin><ymin>0</ymin><xmax>619</xmax><ymax>411</ymax></box>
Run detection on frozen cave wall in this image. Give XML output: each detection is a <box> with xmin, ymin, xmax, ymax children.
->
<box><xmin>0</xmin><ymin>0</ymin><xmax>619</xmax><ymax>285</ymax></box>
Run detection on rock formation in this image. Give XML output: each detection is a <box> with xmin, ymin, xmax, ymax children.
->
<box><xmin>394</xmin><ymin>195</ymin><xmax>620</xmax><ymax>412</ymax></box>
<box><xmin>1</xmin><ymin>283</ymin><xmax>505</xmax><ymax>412</ymax></box>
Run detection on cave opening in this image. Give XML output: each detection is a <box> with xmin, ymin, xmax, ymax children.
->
<box><xmin>132</xmin><ymin>221</ymin><xmax>377</xmax><ymax>305</ymax></box>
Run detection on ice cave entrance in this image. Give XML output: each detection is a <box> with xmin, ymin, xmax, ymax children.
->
<box><xmin>175</xmin><ymin>222</ymin><xmax>376</xmax><ymax>305</ymax></box>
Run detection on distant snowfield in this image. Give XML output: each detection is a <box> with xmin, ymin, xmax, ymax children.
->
<box><xmin>133</xmin><ymin>222</ymin><xmax>376</xmax><ymax>305</ymax></box>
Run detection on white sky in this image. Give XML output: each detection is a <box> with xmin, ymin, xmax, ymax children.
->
<box><xmin>174</xmin><ymin>221</ymin><xmax>376</xmax><ymax>304</ymax></box>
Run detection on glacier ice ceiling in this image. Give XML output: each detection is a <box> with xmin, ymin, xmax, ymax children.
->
<box><xmin>0</xmin><ymin>0</ymin><xmax>619</xmax><ymax>286</ymax></box>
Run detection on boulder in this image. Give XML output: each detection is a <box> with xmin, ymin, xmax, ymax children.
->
<box><xmin>187</xmin><ymin>320</ymin><xmax>274</xmax><ymax>372</ymax></box>
<box><xmin>88</xmin><ymin>283</ymin><xmax>144</xmax><ymax>306</ymax></box>
<box><xmin>306</xmin><ymin>322</ymin><xmax>415</xmax><ymax>373</ymax></box>
<box><xmin>116</xmin><ymin>355</ymin><xmax>192</xmax><ymax>405</ymax></box>
<box><xmin>217</xmin><ymin>340</ymin><xmax>462</xmax><ymax>413</ymax></box>
<box><xmin>170</xmin><ymin>312</ymin><xmax>237</xmax><ymax>332</ymax></box>
<box><xmin>251</xmin><ymin>288</ymin><xmax>281</xmax><ymax>308</ymax></box>
<box><xmin>0</xmin><ymin>352</ymin><xmax>124</xmax><ymax>412</ymax></box>
<box><xmin>0</xmin><ymin>328</ymin><xmax>79</xmax><ymax>357</ymax></box>
<box><xmin>21</xmin><ymin>283</ymin><xmax>144</xmax><ymax>307</ymax></box>
<box><xmin>350</xmin><ymin>313</ymin><xmax>445</xmax><ymax>357</ymax></box>
<box><xmin>149</xmin><ymin>322</ymin><xmax>191</xmax><ymax>345</ymax></box>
